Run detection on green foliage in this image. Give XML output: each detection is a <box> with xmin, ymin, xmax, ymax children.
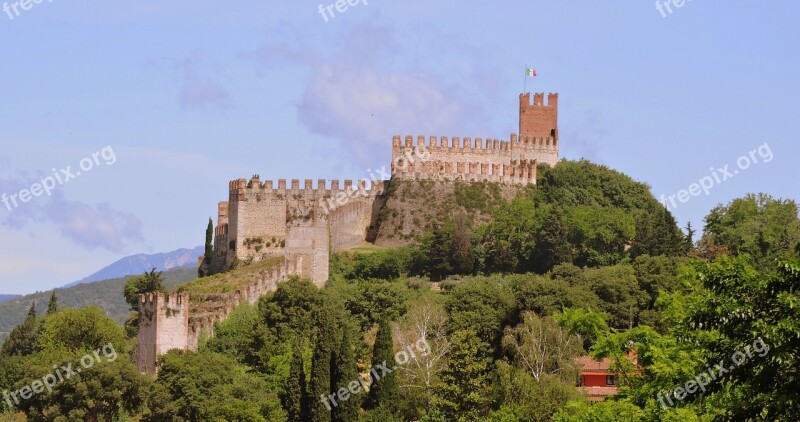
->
<box><xmin>203</xmin><ymin>302</ymin><xmax>259</xmax><ymax>363</ymax></box>
<box><xmin>36</xmin><ymin>307</ymin><xmax>129</xmax><ymax>355</ymax></box>
<box><xmin>1</xmin><ymin>303</ymin><xmax>39</xmax><ymax>357</ymax></box>
<box><xmin>343</xmin><ymin>281</ymin><xmax>410</xmax><ymax>332</ymax></box>
<box><xmin>701</xmin><ymin>193</ymin><xmax>800</xmax><ymax>264</ymax></box>
<box><xmin>331</xmin><ymin>328</ymin><xmax>359</xmax><ymax>422</ymax></box>
<box><xmin>308</xmin><ymin>304</ymin><xmax>337</xmax><ymax>422</ymax></box>
<box><xmin>366</xmin><ymin>318</ymin><xmax>397</xmax><ymax>410</ymax></box>
<box><xmin>205</xmin><ymin>218</ymin><xmax>214</xmax><ymax>264</ymax></box>
<box><xmin>476</xmin><ymin>198</ymin><xmax>540</xmax><ymax>273</ymax></box>
<box><xmin>2</xmin><ymin>308</ymin><xmax>146</xmax><ymax>420</ymax></box>
<box><xmin>494</xmin><ymin>361</ymin><xmax>584</xmax><ymax>422</ymax></box>
<box><xmin>144</xmin><ymin>350</ymin><xmax>285</xmax><ymax>421</ymax></box>
<box><xmin>565</xmin><ymin>206</ymin><xmax>636</xmax><ymax>267</ymax></box>
<box><xmin>258</xmin><ymin>277</ymin><xmax>323</xmax><ymax>344</ymax></box>
<box><xmin>502</xmin><ymin>313</ymin><xmax>583</xmax><ymax>383</ymax></box>
<box><xmin>284</xmin><ymin>345</ymin><xmax>308</xmax><ymax>422</ymax></box>
<box><xmin>45</xmin><ymin>292</ymin><xmax>58</xmax><ymax>316</ymax></box>
<box><xmin>434</xmin><ymin>329</ymin><xmax>492</xmax><ymax>421</ymax></box>
<box><xmin>445</xmin><ymin>279</ymin><xmax>516</xmax><ymax>356</ymax></box>
<box><xmin>509</xmin><ymin>272</ymin><xmax>602</xmax><ymax>318</ymax></box>
<box><xmin>532</xmin><ymin>206</ymin><xmax>574</xmax><ymax>273</ymax></box>
<box><xmin>123</xmin><ymin>269</ymin><xmax>167</xmax><ymax>312</ymax></box>
<box><xmin>555</xmin><ymin>308</ymin><xmax>609</xmax><ymax>351</ymax></box>
<box><xmin>413</xmin><ymin>216</ymin><xmax>476</xmax><ymax>280</ymax></box>
<box><xmin>569</xmin><ymin>265</ymin><xmax>651</xmax><ymax>330</ymax></box>
<box><xmin>331</xmin><ymin>248</ymin><xmax>412</xmax><ymax>281</ymax></box>
<box><xmin>676</xmin><ymin>257</ymin><xmax>800</xmax><ymax>420</ymax></box>
<box><xmin>553</xmin><ymin>399</ymin><xmax>646</xmax><ymax>421</ymax></box>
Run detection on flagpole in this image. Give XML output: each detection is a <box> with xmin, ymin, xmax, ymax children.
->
<box><xmin>524</xmin><ymin>64</ymin><xmax>527</xmax><ymax>93</ymax></box>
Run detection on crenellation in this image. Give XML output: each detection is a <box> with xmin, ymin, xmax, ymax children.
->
<box><xmin>190</xmin><ymin>91</ymin><xmax>560</xmax><ymax>374</ymax></box>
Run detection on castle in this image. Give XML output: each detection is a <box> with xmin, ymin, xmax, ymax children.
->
<box><xmin>137</xmin><ymin>92</ymin><xmax>559</xmax><ymax>373</ymax></box>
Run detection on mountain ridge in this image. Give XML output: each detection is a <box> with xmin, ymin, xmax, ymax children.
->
<box><xmin>64</xmin><ymin>246</ymin><xmax>203</xmax><ymax>288</ymax></box>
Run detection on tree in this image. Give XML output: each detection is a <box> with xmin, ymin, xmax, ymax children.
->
<box><xmin>394</xmin><ymin>298</ymin><xmax>450</xmax><ymax>416</ymax></box>
<box><xmin>284</xmin><ymin>344</ymin><xmax>308</xmax><ymax>422</ymax></box>
<box><xmin>701</xmin><ymin>193</ymin><xmax>800</xmax><ymax>265</ymax></box>
<box><xmin>36</xmin><ymin>307</ymin><xmax>128</xmax><ymax>354</ymax></box>
<box><xmin>205</xmin><ymin>217</ymin><xmax>214</xmax><ymax>264</ymax></box>
<box><xmin>123</xmin><ymin>269</ymin><xmax>167</xmax><ymax>337</ymax></box>
<box><xmin>46</xmin><ymin>291</ymin><xmax>58</xmax><ymax>315</ymax></box>
<box><xmin>677</xmin><ymin>257</ymin><xmax>800</xmax><ymax>419</ymax></box>
<box><xmin>450</xmin><ymin>214</ymin><xmax>475</xmax><ymax>275</ymax></box>
<box><xmin>445</xmin><ymin>279</ymin><xmax>516</xmax><ymax>355</ymax></box>
<box><xmin>144</xmin><ymin>350</ymin><xmax>284</xmax><ymax>421</ymax></box>
<box><xmin>555</xmin><ymin>308</ymin><xmax>609</xmax><ymax>351</ymax></box>
<box><xmin>259</xmin><ymin>277</ymin><xmax>323</xmax><ymax>344</ymax></box>
<box><xmin>366</xmin><ymin>318</ymin><xmax>397</xmax><ymax>410</ymax></box>
<box><xmin>553</xmin><ymin>400</ymin><xmax>646</xmax><ymax>422</ymax></box>
<box><xmin>533</xmin><ymin>206</ymin><xmax>574</xmax><ymax>273</ymax></box>
<box><xmin>331</xmin><ymin>328</ymin><xmax>360</xmax><ymax>422</ymax></box>
<box><xmin>630</xmin><ymin>206</ymin><xmax>685</xmax><ymax>258</ymax></box>
<box><xmin>434</xmin><ymin>329</ymin><xmax>492</xmax><ymax>421</ymax></box>
<box><xmin>123</xmin><ymin>269</ymin><xmax>166</xmax><ymax>312</ymax></box>
<box><xmin>309</xmin><ymin>306</ymin><xmax>337</xmax><ymax>422</ymax></box>
<box><xmin>16</xmin><ymin>355</ymin><xmax>148</xmax><ymax>421</ymax></box>
<box><xmin>1</xmin><ymin>302</ymin><xmax>39</xmax><ymax>357</ymax></box>
<box><xmin>501</xmin><ymin>312</ymin><xmax>582</xmax><ymax>382</ymax></box>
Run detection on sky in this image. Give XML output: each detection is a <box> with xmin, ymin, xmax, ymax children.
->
<box><xmin>0</xmin><ymin>1</ymin><xmax>797</xmax><ymax>295</ymax></box>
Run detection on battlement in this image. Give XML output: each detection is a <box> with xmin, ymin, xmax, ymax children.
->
<box><xmin>138</xmin><ymin>292</ymin><xmax>188</xmax><ymax>309</ymax></box>
<box><xmin>229</xmin><ymin>177</ymin><xmax>385</xmax><ymax>199</ymax></box>
<box><xmin>391</xmin><ymin>134</ymin><xmax>558</xmax><ymax>152</ymax></box>
<box><xmin>520</xmin><ymin>92</ymin><xmax>558</xmax><ymax>108</ymax></box>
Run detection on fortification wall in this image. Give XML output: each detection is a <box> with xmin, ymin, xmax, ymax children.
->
<box><xmin>138</xmin><ymin>258</ymin><xmax>302</xmax><ymax>373</ymax></box>
<box><xmin>329</xmin><ymin>195</ymin><xmax>382</xmax><ymax>251</ymax></box>
<box><xmin>136</xmin><ymin>292</ymin><xmax>189</xmax><ymax>374</ymax></box>
<box><xmin>214</xmin><ymin>177</ymin><xmax>385</xmax><ymax>263</ymax></box>
<box><xmin>391</xmin><ymin>134</ymin><xmax>549</xmax><ymax>183</ymax></box>
<box><xmin>187</xmin><ymin>257</ymin><xmax>300</xmax><ymax>349</ymax></box>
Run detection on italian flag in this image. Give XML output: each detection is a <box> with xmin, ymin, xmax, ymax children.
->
<box><xmin>526</xmin><ymin>68</ymin><xmax>537</xmax><ymax>77</ymax></box>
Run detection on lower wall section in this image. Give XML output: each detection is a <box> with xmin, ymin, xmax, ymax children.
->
<box><xmin>136</xmin><ymin>257</ymin><xmax>302</xmax><ymax>374</ymax></box>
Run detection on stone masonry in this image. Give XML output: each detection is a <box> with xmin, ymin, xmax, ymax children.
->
<box><xmin>137</xmin><ymin>91</ymin><xmax>559</xmax><ymax>372</ymax></box>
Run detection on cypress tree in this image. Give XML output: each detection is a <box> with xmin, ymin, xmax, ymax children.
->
<box><xmin>365</xmin><ymin>318</ymin><xmax>397</xmax><ymax>410</ymax></box>
<box><xmin>331</xmin><ymin>327</ymin><xmax>360</xmax><ymax>422</ymax></box>
<box><xmin>285</xmin><ymin>344</ymin><xmax>308</xmax><ymax>422</ymax></box>
<box><xmin>47</xmin><ymin>291</ymin><xmax>59</xmax><ymax>315</ymax></box>
<box><xmin>1</xmin><ymin>302</ymin><xmax>39</xmax><ymax>357</ymax></box>
<box><xmin>309</xmin><ymin>309</ymin><xmax>335</xmax><ymax>422</ymax></box>
<box><xmin>204</xmin><ymin>218</ymin><xmax>214</xmax><ymax>264</ymax></box>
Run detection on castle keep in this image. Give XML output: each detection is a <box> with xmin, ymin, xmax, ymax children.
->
<box><xmin>137</xmin><ymin>92</ymin><xmax>559</xmax><ymax>372</ymax></box>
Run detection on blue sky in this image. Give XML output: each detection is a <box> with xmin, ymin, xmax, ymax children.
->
<box><xmin>0</xmin><ymin>1</ymin><xmax>797</xmax><ymax>294</ymax></box>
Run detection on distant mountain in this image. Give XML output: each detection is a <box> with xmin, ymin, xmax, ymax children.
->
<box><xmin>0</xmin><ymin>295</ymin><xmax>21</xmax><ymax>304</ymax></box>
<box><xmin>65</xmin><ymin>246</ymin><xmax>204</xmax><ymax>288</ymax></box>
<box><xmin>0</xmin><ymin>266</ymin><xmax>199</xmax><ymax>346</ymax></box>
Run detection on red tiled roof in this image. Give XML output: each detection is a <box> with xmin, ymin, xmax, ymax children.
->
<box><xmin>576</xmin><ymin>356</ymin><xmax>614</xmax><ymax>372</ymax></box>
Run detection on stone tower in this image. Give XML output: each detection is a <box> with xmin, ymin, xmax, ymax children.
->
<box><xmin>519</xmin><ymin>92</ymin><xmax>558</xmax><ymax>142</ymax></box>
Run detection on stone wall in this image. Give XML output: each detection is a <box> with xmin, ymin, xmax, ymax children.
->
<box><xmin>136</xmin><ymin>292</ymin><xmax>190</xmax><ymax>374</ymax></box>
<box><xmin>137</xmin><ymin>257</ymin><xmax>301</xmax><ymax>373</ymax></box>
<box><xmin>212</xmin><ymin>177</ymin><xmax>386</xmax><ymax>282</ymax></box>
